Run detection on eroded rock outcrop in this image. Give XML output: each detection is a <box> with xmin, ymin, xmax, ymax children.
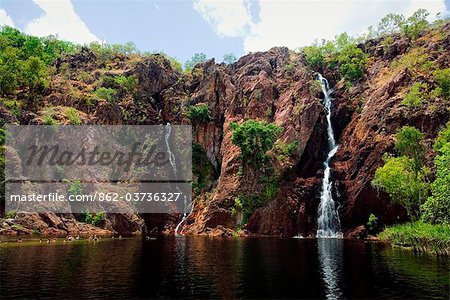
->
<box><xmin>3</xmin><ymin>23</ymin><xmax>449</xmax><ymax>238</ymax></box>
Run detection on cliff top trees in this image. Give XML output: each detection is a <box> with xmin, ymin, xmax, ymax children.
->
<box><xmin>302</xmin><ymin>32</ymin><xmax>367</xmax><ymax>82</ymax></box>
<box><xmin>184</xmin><ymin>53</ymin><xmax>208</xmax><ymax>72</ymax></box>
<box><xmin>223</xmin><ymin>53</ymin><xmax>237</xmax><ymax>65</ymax></box>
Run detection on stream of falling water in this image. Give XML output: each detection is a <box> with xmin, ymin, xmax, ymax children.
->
<box><xmin>316</xmin><ymin>74</ymin><xmax>343</xmax><ymax>238</ymax></box>
<box><xmin>164</xmin><ymin>123</ymin><xmax>193</xmax><ymax>235</ymax></box>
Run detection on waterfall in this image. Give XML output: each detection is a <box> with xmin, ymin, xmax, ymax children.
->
<box><xmin>316</xmin><ymin>74</ymin><xmax>343</xmax><ymax>238</ymax></box>
<box><xmin>165</xmin><ymin>123</ymin><xmax>193</xmax><ymax>236</ymax></box>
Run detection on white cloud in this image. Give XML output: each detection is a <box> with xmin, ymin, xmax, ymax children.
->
<box><xmin>0</xmin><ymin>9</ymin><xmax>14</xmax><ymax>26</ymax></box>
<box><xmin>193</xmin><ymin>0</ymin><xmax>447</xmax><ymax>52</ymax></box>
<box><xmin>193</xmin><ymin>0</ymin><xmax>253</xmax><ymax>37</ymax></box>
<box><xmin>25</xmin><ymin>0</ymin><xmax>99</xmax><ymax>44</ymax></box>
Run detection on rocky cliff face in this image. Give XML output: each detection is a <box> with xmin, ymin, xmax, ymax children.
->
<box><xmin>2</xmin><ymin>24</ymin><xmax>449</xmax><ymax>237</ymax></box>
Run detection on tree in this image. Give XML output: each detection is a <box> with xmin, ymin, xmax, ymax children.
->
<box><xmin>401</xmin><ymin>9</ymin><xmax>429</xmax><ymax>40</ymax></box>
<box><xmin>421</xmin><ymin>122</ymin><xmax>450</xmax><ymax>224</ymax></box>
<box><xmin>421</xmin><ymin>143</ymin><xmax>450</xmax><ymax>224</ymax></box>
<box><xmin>372</xmin><ymin>156</ymin><xmax>428</xmax><ymax>221</ymax></box>
<box><xmin>434</xmin><ymin>122</ymin><xmax>450</xmax><ymax>152</ymax></box>
<box><xmin>377</xmin><ymin>13</ymin><xmax>404</xmax><ymax>35</ymax></box>
<box><xmin>337</xmin><ymin>43</ymin><xmax>367</xmax><ymax>81</ymax></box>
<box><xmin>184</xmin><ymin>53</ymin><xmax>207</xmax><ymax>71</ymax></box>
<box><xmin>230</xmin><ymin>120</ymin><xmax>282</xmax><ymax>168</ymax></box>
<box><xmin>0</xmin><ymin>47</ymin><xmax>22</xmax><ymax>95</ymax></box>
<box><xmin>395</xmin><ymin>126</ymin><xmax>425</xmax><ymax>175</ymax></box>
<box><xmin>223</xmin><ymin>53</ymin><xmax>237</xmax><ymax>64</ymax></box>
<box><xmin>372</xmin><ymin>126</ymin><xmax>429</xmax><ymax>221</ymax></box>
<box><xmin>23</xmin><ymin>56</ymin><xmax>48</xmax><ymax>91</ymax></box>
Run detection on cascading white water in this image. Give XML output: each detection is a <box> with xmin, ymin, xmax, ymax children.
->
<box><xmin>316</xmin><ymin>74</ymin><xmax>342</xmax><ymax>238</ymax></box>
<box><xmin>164</xmin><ymin>123</ymin><xmax>193</xmax><ymax>235</ymax></box>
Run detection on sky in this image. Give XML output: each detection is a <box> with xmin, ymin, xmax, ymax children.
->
<box><xmin>0</xmin><ymin>0</ymin><xmax>449</xmax><ymax>63</ymax></box>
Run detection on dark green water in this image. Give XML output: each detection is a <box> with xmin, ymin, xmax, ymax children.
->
<box><xmin>0</xmin><ymin>237</ymin><xmax>448</xmax><ymax>299</ymax></box>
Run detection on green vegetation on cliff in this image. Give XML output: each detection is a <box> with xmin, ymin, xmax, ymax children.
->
<box><xmin>372</xmin><ymin>126</ymin><xmax>429</xmax><ymax>220</ymax></box>
<box><xmin>375</xmin><ymin>123</ymin><xmax>450</xmax><ymax>253</ymax></box>
<box><xmin>302</xmin><ymin>32</ymin><xmax>367</xmax><ymax>82</ymax></box>
<box><xmin>230</xmin><ymin>120</ymin><xmax>282</xmax><ymax>168</ymax></box>
<box><xmin>230</xmin><ymin>120</ymin><xmax>283</xmax><ymax>223</ymax></box>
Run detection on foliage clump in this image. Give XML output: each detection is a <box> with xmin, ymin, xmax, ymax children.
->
<box><xmin>366</xmin><ymin>213</ymin><xmax>379</xmax><ymax>235</ymax></box>
<box><xmin>302</xmin><ymin>33</ymin><xmax>367</xmax><ymax>82</ymax></box>
<box><xmin>94</xmin><ymin>87</ymin><xmax>118</xmax><ymax>103</ymax></box>
<box><xmin>230</xmin><ymin>120</ymin><xmax>282</xmax><ymax>168</ymax></box>
<box><xmin>0</xmin><ymin>26</ymin><xmax>75</xmax><ymax>96</ymax></box>
<box><xmin>402</xmin><ymin>82</ymin><xmax>427</xmax><ymax>107</ymax></box>
<box><xmin>64</xmin><ymin>107</ymin><xmax>82</xmax><ymax>125</ymax></box>
<box><xmin>372</xmin><ymin>126</ymin><xmax>429</xmax><ymax>221</ymax></box>
<box><xmin>421</xmin><ymin>123</ymin><xmax>450</xmax><ymax>225</ymax></box>
<box><xmin>432</xmin><ymin>68</ymin><xmax>450</xmax><ymax>100</ymax></box>
<box><xmin>187</xmin><ymin>105</ymin><xmax>210</xmax><ymax>123</ymax></box>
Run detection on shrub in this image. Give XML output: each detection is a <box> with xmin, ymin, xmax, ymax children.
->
<box><xmin>88</xmin><ymin>41</ymin><xmax>138</xmax><ymax>62</ymax></box>
<box><xmin>43</xmin><ymin>110</ymin><xmax>58</xmax><ymax>125</ymax></box>
<box><xmin>187</xmin><ymin>105</ymin><xmax>210</xmax><ymax>123</ymax></box>
<box><xmin>276</xmin><ymin>141</ymin><xmax>299</xmax><ymax>161</ymax></box>
<box><xmin>4</xmin><ymin>210</ymin><xmax>16</xmax><ymax>219</ymax></box>
<box><xmin>0</xmin><ymin>98</ymin><xmax>21</xmax><ymax>116</ymax></box>
<box><xmin>64</xmin><ymin>107</ymin><xmax>82</xmax><ymax>125</ymax></box>
<box><xmin>302</xmin><ymin>33</ymin><xmax>366</xmax><ymax>81</ymax></box>
<box><xmin>283</xmin><ymin>63</ymin><xmax>295</xmax><ymax>75</ymax></box>
<box><xmin>303</xmin><ymin>44</ymin><xmax>325</xmax><ymax>69</ymax></box>
<box><xmin>68</xmin><ymin>180</ymin><xmax>83</xmax><ymax>196</ymax></box>
<box><xmin>433</xmin><ymin>68</ymin><xmax>450</xmax><ymax>99</ymax></box>
<box><xmin>84</xmin><ymin>210</ymin><xmax>105</xmax><ymax>226</ymax></box>
<box><xmin>76</xmin><ymin>71</ymin><xmax>94</xmax><ymax>83</ymax></box>
<box><xmin>23</xmin><ymin>56</ymin><xmax>48</xmax><ymax>90</ymax></box>
<box><xmin>92</xmin><ymin>212</ymin><xmax>105</xmax><ymax>226</ymax></box>
<box><xmin>114</xmin><ymin>75</ymin><xmax>138</xmax><ymax>93</ymax></box>
<box><xmin>230</xmin><ymin>120</ymin><xmax>282</xmax><ymax>168</ymax></box>
<box><xmin>167</xmin><ymin>56</ymin><xmax>183</xmax><ymax>72</ymax></box>
<box><xmin>402</xmin><ymin>82</ymin><xmax>427</xmax><ymax>107</ymax></box>
<box><xmin>366</xmin><ymin>213</ymin><xmax>379</xmax><ymax>235</ymax></box>
<box><xmin>236</xmin><ymin>175</ymin><xmax>279</xmax><ymax>223</ymax></box>
<box><xmin>94</xmin><ymin>87</ymin><xmax>118</xmax><ymax>102</ymax></box>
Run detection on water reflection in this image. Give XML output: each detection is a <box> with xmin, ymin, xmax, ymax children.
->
<box><xmin>1</xmin><ymin>237</ymin><xmax>448</xmax><ymax>299</ymax></box>
<box><xmin>317</xmin><ymin>238</ymin><xmax>344</xmax><ymax>300</ymax></box>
